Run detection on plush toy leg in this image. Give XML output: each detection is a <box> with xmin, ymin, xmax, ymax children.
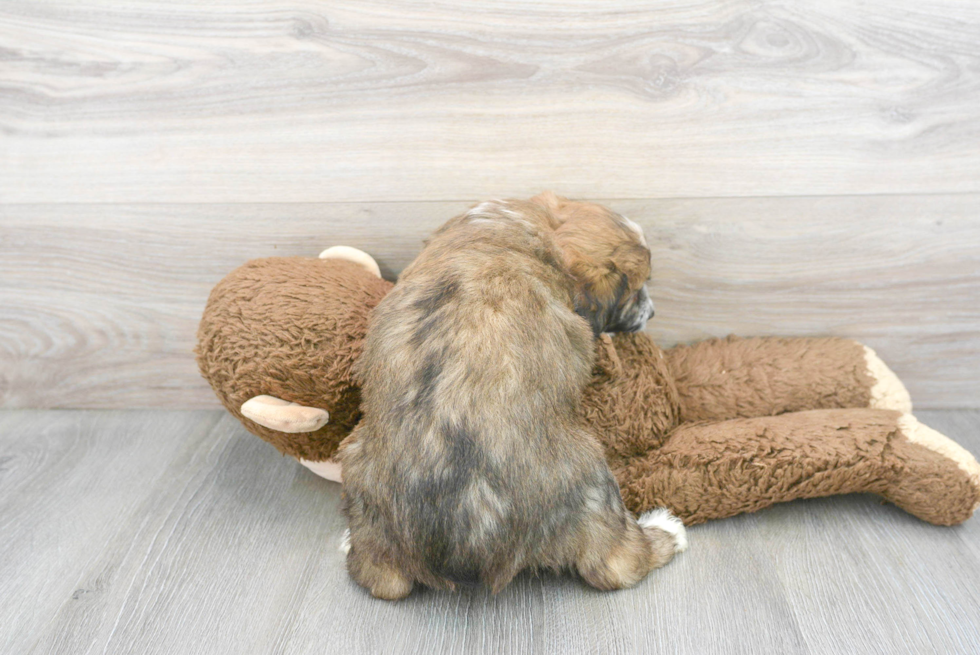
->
<box><xmin>664</xmin><ymin>336</ymin><xmax>911</xmax><ymax>423</ymax></box>
<box><xmin>319</xmin><ymin>246</ymin><xmax>382</xmax><ymax>278</ymax></box>
<box><xmin>615</xmin><ymin>408</ymin><xmax>980</xmax><ymax>526</ymax></box>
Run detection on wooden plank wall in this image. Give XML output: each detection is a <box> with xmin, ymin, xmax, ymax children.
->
<box><xmin>1</xmin><ymin>1</ymin><xmax>979</xmax><ymax>409</ymax></box>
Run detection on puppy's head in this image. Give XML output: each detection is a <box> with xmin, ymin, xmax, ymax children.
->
<box><xmin>532</xmin><ymin>191</ymin><xmax>654</xmax><ymax>337</ymax></box>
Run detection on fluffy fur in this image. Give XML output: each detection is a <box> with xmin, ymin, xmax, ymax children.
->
<box><xmin>338</xmin><ymin>194</ymin><xmax>681</xmax><ymax>599</ymax></box>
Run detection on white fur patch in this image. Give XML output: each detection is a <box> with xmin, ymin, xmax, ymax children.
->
<box><xmin>622</xmin><ymin>216</ymin><xmax>647</xmax><ymax>246</ymax></box>
<box><xmin>638</xmin><ymin>507</ymin><xmax>688</xmax><ymax>553</ymax></box>
<box><xmin>897</xmin><ymin>414</ymin><xmax>980</xmax><ymax>511</ymax></box>
<box><xmin>466</xmin><ymin>200</ymin><xmax>502</xmax><ymax>216</ymax></box>
<box><xmin>339</xmin><ymin>529</ymin><xmax>351</xmax><ymax>554</ymax></box>
<box><xmin>466</xmin><ymin>200</ymin><xmax>534</xmax><ymax>229</ymax></box>
<box><xmin>583</xmin><ymin>486</ymin><xmax>607</xmax><ymax>513</ymax></box>
<box><xmin>464</xmin><ymin>477</ymin><xmax>509</xmax><ymax>545</ymax></box>
<box><xmin>863</xmin><ymin>345</ymin><xmax>912</xmax><ymax>413</ymax></box>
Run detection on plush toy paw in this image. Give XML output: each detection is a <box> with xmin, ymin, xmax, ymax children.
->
<box><xmin>872</xmin><ymin>413</ymin><xmax>980</xmax><ymax>525</ymax></box>
<box><xmin>318</xmin><ymin>246</ymin><xmax>382</xmax><ymax>278</ymax></box>
<box><xmin>240</xmin><ymin>395</ymin><xmax>329</xmax><ymax>433</ymax></box>
<box><xmin>299</xmin><ymin>458</ymin><xmax>343</xmax><ymax>483</ymax></box>
<box><xmin>897</xmin><ymin>413</ymin><xmax>980</xmax><ymax>503</ymax></box>
<box><xmin>863</xmin><ymin>345</ymin><xmax>913</xmax><ymax>413</ymax></box>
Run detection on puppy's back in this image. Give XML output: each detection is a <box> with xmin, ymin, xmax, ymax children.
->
<box><xmin>343</xmin><ymin>206</ymin><xmax>601</xmax><ymax>590</ymax></box>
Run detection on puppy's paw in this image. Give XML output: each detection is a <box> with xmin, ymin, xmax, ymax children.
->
<box><xmin>639</xmin><ymin>507</ymin><xmax>688</xmax><ymax>553</ymax></box>
<box><xmin>339</xmin><ymin>528</ymin><xmax>351</xmax><ymax>555</ymax></box>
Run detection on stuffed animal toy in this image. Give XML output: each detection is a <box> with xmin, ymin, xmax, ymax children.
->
<box><xmin>196</xmin><ymin>248</ymin><xmax>980</xmax><ymax>526</ymax></box>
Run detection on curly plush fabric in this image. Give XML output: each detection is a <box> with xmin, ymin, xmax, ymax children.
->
<box><xmin>197</xmin><ymin>257</ymin><xmax>980</xmax><ymax>526</ymax></box>
<box><xmin>615</xmin><ymin>408</ymin><xmax>979</xmax><ymax>526</ymax></box>
<box><xmin>196</xmin><ymin>258</ymin><xmax>393</xmax><ymax>460</ymax></box>
<box><xmin>580</xmin><ymin>334</ymin><xmax>681</xmax><ymax>468</ymax></box>
<box><xmin>665</xmin><ymin>335</ymin><xmax>874</xmax><ymax>422</ymax></box>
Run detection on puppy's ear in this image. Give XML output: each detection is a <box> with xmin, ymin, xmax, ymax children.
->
<box><xmin>529</xmin><ymin>191</ymin><xmax>568</xmax><ymax>217</ymax></box>
<box><xmin>611</xmin><ymin>242</ymin><xmax>651</xmax><ymax>289</ymax></box>
<box><xmin>566</xmin><ymin>243</ymin><xmax>650</xmax><ymax>337</ymax></box>
<box><xmin>566</xmin><ymin>257</ymin><xmax>625</xmax><ymax>338</ymax></box>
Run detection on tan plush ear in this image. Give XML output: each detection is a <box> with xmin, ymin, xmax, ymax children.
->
<box><xmin>318</xmin><ymin>246</ymin><xmax>382</xmax><ymax>278</ymax></box>
<box><xmin>241</xmin><ymin>395</ymin><xmax>329</xmax><ymax>433</ymax></box>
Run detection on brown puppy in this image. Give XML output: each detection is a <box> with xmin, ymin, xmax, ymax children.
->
<box><xmin>339</xmin><ymin>193</ymin><xmax>686</xmax><ymax>600</ymax></box>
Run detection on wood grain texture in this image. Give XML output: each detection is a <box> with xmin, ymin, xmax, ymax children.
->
<box><xmin>2</xmin><ymin>0</ymin><xmax>980</xmax><ymax>202</ymax></box>
<box><xmin>1</xmin><ymin>409</ymin><xmax>978</xmax><ymax>654</ymax></box>
<box><xmin>0</xmin><ymin>410</ymin><xmax>223</xmax><ymax>655</ymax></box>
<box><xmin>2</xmin><ymin>195</ymin><xmax>978</xmax><ymax>410</ymax></box>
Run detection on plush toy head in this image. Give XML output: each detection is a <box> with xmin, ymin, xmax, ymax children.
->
<box><xmin>197</xmin><ymin>257</ymin><xmax>392</xmax><ymax>461</ymax></box>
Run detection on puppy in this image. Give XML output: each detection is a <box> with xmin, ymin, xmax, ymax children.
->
<box><xmin>339</xmin><ymin>192</ymin><xmax>686</xmax><ymax>600</ymax></box>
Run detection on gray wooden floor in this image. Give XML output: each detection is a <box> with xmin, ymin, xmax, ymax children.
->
<box><xmin>3</xmin><ymin>410</ymin><xmax>979</xmax><ymax>654</ymax></box>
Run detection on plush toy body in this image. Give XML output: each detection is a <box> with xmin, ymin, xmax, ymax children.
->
<box><xmin>197</xmin><ymin>253</ymin><xmax>980</xmax><ymax>526</ymax></box>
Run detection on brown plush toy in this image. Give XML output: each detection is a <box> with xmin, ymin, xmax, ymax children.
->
<box><xmin>196</xmin><ymin>248</ymin><xmax>980</xmax><ymax>526</ymax></box>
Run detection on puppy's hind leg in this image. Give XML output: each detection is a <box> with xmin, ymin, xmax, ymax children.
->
<box><xmin>344</xmin><ymin>520</ymin><xmax>413</xmax><ymax>600</ymax></box>
<box><xmin>346</xmin><ymin>542</ymin><xmax>414</xmax><ymax>601</ymax></box>
<box><xmin>576</xmin><ymin>502</ymin><xmax>687</xmax><ymax>591</ymax></box>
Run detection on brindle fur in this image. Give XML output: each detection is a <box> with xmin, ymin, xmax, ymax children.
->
<box><xmin>339</xmin><ymin>194</ymin><xmax>677</xmax><ymax>599</ymax></box>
